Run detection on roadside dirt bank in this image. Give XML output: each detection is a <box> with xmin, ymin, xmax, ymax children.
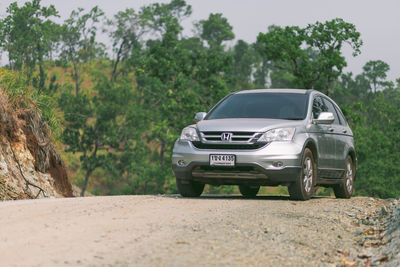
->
<box><xmin>0</xmin><ymin>195</ymin><xmax>397</xmax><ymax>266</ymax></box>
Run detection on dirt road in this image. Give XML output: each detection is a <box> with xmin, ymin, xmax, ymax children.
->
<box><xmin>0</xmin><ymin>195</ymin><xmax>391</xmax><ymax>266</ymax></box>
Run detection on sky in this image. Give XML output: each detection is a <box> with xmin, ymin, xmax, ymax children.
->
<box><xmin>1</xmin><ymin>0</ymin><xmax>399</xmax><ymax>82</ymax></box>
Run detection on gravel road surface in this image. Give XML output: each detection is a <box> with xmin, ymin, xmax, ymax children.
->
<box><xmin>0</xmin><ymin>195</ymin><xmax>394</xmax><ymax>266</ymax></box>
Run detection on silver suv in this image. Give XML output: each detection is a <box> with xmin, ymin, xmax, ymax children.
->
<box><xmin>172</xmin><ymin>89</ymin><xmax>356</xmax><ymax>200</ymax></box>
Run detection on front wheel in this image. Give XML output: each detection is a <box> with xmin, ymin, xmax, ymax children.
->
<box><xmin>239</xmin><ymin>185</ymin><xmax>260</xmax><ymax>198</ymax></box>
<box><xmin>333</xmin><ymin>156</ymin><xmax>354</xmax><ymax>199</ymax></box>
<box><xmin>176</xmin><ymin>179</ymin><xmax>204</xmax><ymax>197</ymax></box>
<box><xmin>288</xmin><ymin>148</ymin><xmax>316</xmax><ymax>201</ymax></box>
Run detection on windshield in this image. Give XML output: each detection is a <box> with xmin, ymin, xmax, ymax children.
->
<box><xmin>207</xmin><ymin>93</ymin><xmax>308</xmax><ymax>120</ymax></box>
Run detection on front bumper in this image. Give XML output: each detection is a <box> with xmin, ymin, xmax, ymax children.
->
<box><xmin>172</xmin><ymin>139</ymin><xmax>303</xmax><ymax>185</ymax></box>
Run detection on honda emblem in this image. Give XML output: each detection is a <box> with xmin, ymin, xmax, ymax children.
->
<box><xmin>221</xmin><ymin>132</ymin><xmax>233</xmax><ymax>142</ymax></box>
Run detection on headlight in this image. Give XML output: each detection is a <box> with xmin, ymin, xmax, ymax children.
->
<box><xmin>258</xmin><ymin>128</ymin><xmax>296</xmax><ymax>142</ymax></box>
<box><xmin>180</xmin><ymin>127</ymin><xmax>200</xmax><ymax>141</ymax></box>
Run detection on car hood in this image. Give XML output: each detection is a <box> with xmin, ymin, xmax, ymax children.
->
<box><xmin>196</xmin><ymin>118</ymin><xmax>304</xmax><ymax>133</ymax></box>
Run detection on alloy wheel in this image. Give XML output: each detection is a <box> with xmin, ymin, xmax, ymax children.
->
<box><xmin>345</xmin><ymin>161</ymin><xmax>354</xmax><ymax>193</ymax></box>
<box><xmin>303</xmin><ymin>157</ymin><xmax>313</xmax><ymax>193</ymax></box>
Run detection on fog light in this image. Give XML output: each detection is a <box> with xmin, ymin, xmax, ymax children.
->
<box><xmin>177</xmin><ymin>160</ymin><xmax>186</xmax><ymax>167</ymax></box>
<box><xmin>272</xmin><ymin>161</ymin><xmax>284</xmax><ymax>168</ymax></box>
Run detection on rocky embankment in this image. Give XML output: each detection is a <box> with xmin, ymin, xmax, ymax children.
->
<box><xmin>375</xmin><ymin>199</ymin><xmax>400</xmax><ymax>266</ymax></box>
<box><xmin>0</xmin><ymin>89</ymin><xmax>72</xmax><ymax>200</ymax></box>
<box><xmin>336</xmin><ymin>197</ymin><xmax>400</xmax><ymax>266</ymax></box>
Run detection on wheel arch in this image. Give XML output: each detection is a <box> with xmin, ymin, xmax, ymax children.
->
<box><xmin>303</xmin><ymin>139</ymin><xmax>318</xmax><ymax>166</ymax></box>
<box><xmin>289</xmin><ymin>138</ymin><xmax>318</xmax><ymax>200</ymax></box>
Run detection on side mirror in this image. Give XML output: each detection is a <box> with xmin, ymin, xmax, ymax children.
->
<box><xmin>313</xmin><ymin>112</ymin><xmax>334</xmax><ymax>124</ymax></box>
<box><xmin>194</xmin><ymin>112</ymin><xmax>207</xmax><ymax>121</ymax></box>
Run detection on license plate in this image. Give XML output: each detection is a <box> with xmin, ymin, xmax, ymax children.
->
<box><xmin>210</xmin><ymin>154</ymin><xmax>235</xmax><ymax>166</ymax></box>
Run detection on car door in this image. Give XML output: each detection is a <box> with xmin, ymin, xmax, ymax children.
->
<box><xmin>333</xmin><ymin>104</ymin><xmax>351</xmax><ymax>171</ymax></box>
<box><xmin>321</xmin><ymin>97</ymin><xmax>344</xmax><ymax>176</ymax></box>
<box><xmin>311</xmin><ymin>95</ymin><xmax>336</xmax><ymax>170</ymax></box>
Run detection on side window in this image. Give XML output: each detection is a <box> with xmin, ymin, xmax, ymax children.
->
<box><xmin>322</xmin><ymin>98</ymin><xmax>340</xmax><ymax>125</ymax></box>
<box><xmin>312</xmin><ymin>96</ymin><xmax>327</xmax><ymax>119</ymax></box>
<box><xmin>335</xmin><ymin>106</ymin><xmax>347</xmax><ymax>126</ymax></box>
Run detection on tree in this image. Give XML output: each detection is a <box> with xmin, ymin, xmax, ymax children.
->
<box><xmin>145</xmin><ymin>0</ymin><xmax>192</xmax><ymax>33</ymax></box>
<box><xmin>343</xmin><ymin>89</ymin><xmax>400</xmax><ymax>198</ymax></box>
<box><xmin>194</xmin><ymin>13</ymin><xmax>234</xmax><ymax>102</ymax></box>
<box><xmin>331</xmin><ymin>72</ymin><xmax>370</xmax><ymax>105</ymax></box>
<box><xmin>107</xmin><ymin>8</ymin><xmax>152</xmax><ymax>80</ymax></box>
<box><xmin>0</xmin><ymin>0</ymin><xmax>60</xmax><ymax>86</ymax></box>
<box><xmin>60</xmin><ymin>72</ymin><xmax>136</xmax><ymax>196</ymax></box>
<box><xmin>396</xmin><ymin>78</ymin><xmax>400</xmax><ymax>90</ymax></box>
<box><xmin>198</xmin><ymin>13</ymin><xmax>234</xmax><ymax>49</ymax></box>
<box><xmin>257</xmin><ymin>19</ymin><xmax>362</xmax><ymax>95</ymax></box>
<box><xmin>60</xmin><ymin>6</ymin><xmax>104</xmax><ymax>96</ymax></box>
<box><xmin>362</xmin><ymin>60</ymin><xmax>391</xmax><ymax>93</ymax></box>
<box><xmin>253</xmin><ymin>39</ymin><xmax>270</xmax><ymax>88</ymax></box>
<box><xmin>231</xmin><ymin>40</ymin><xmax>255</xmax><ymax>89</ymax></box>
<box><xmin>130</xmin><ymin>0</ymin><xmax>195</xmax><ymax>192</ymax></box>
<box><xmin>269</xmin><ymin>68</ymin><xmax>297</xmax><ymax>89</ymax></box>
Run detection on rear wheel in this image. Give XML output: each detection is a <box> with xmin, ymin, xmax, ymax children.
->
<box><xmin>333</xmin><ymin>156</ymin><xmax>354</xmax><ymax>199</ymax></box>
<box><xmin>176</xmin><ymin>179</ymin><xmax>204</xmax><ymax>197</ymax></box>
<box><xmin>288</xmin><ymin>148</ymin><xmax>316</xmax><ymax>201</ymax></box>
<box><xmin>239</xmin><ymin>185</ymin><xmax>260</xmax><ymax>198</ymax></box>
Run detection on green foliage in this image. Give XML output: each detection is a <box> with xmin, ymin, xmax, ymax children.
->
<box><xmin>331</xmin><ymin>72</ymin><xmax>370</xmax><ymax>105</ymax></box>
<box><xmin>257</xmin><ymin>19</ymin><xmax>362</xmax><ymax>94</ymax></box>
<box><xmin>60</xmin><ymin>6</ymin><xmax>105</xmax><ymax>96</ymax></box>
<box><xmin>205</xmin><ymin>185</ymin><xmax>237</xmax><ymax>195</ymax></box>
<box><xmin>0</xmin><ymin>68</ymin><xmax>62</xmax><ymax>138</ymax></box>
<box><xmin>107</xmin><ymin>8</ymin><xmax>148</xmax><ymax>80</ymax></box>
<box><xmin>231</xmin><ymin>40</ymin><xmax>255</xmax><ymax>90</ymax></box>
<box><xmin>363</xmin><ymin>60</ymin><xmax>391</xmax><ymax>93</ymax></box>
<box><xmin>0</xmin><ymin>0</ymin><xmax>60</xmax><ymax>72</ymax></box>
<box><xmin>0</xmin><ymin>0</ymin><xmax>61</xmax><ymax>94</ymax></box>
<box><xmin>60</xmin><ymin>69</ymin><xmax>136</xmax><ymax>196</ymax></box>
<box><xmin>335</xmin><ymin>63</ymin><xmax>400</xmax><ymax>198</ymax></box>
<box><xmin>198</xmin><ymin>13</ymin><xmax>235</xmax><ymax>48</ymax></box>
<box><xmin>342</xmin><ymin>90</ymin><xmax>400</xmax><ymax>198</ymax></box>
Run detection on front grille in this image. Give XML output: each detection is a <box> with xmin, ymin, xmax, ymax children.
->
<box><xmin>195</xmin><ymin>131</ymin><xmax>266</xmax><ymax>150</ymax></box>
<box><xmin>201</xmin><ymin>131</ymin><xmax>261</xmax><ymax>143</ymax></box>
<box><xmin>192</xmin><ymin>141</ymin><xmax>268</xmax><ymax>150</ymax></box>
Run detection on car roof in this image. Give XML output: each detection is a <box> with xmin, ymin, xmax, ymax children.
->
<box><xmin>235</xmin><ymin>89</ymin><xmax>311</xmax><ymax>95</ymax></box>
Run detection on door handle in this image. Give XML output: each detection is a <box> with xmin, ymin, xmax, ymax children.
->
<box><xmin>328</xmin><ymin>128</ymin><xmax>334</xmax><ymax>132</ymax></box>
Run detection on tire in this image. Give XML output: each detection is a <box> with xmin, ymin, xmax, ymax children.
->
<box><xmin>288</xmin><ymin>148</ymin><xmax>316</xmax><ymax>201</ymax></box>
<box><xmin>176</xmin><ymin>178</ymin><xmax>205</xmax><ymax>197</ymax></box>
<box><xmin>333</xmin><ymin>156</ymin><xmax>354</xmax><ymax>199</ymax></box>
<box><xmin>239</xmin><ymin>185</ymin><xmax>260</xmax><ymax>198</ymax></box>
